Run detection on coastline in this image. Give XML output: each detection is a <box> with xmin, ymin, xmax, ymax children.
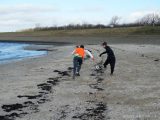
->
<box><xmin>0</xmin><ymin>43</ymin><xmax>51</xmax><ymax>65</ymax></box>
<box><xmin>0</xmin><ymin>44</ymin><xmax>160</xmax><ymax>119</ymax></box>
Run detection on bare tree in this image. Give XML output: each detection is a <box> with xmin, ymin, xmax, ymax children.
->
<box><xmin>158</xmin><ymin>16</ymin><xmax>160</xmax><ymax>24</ymax></box>
<box><xmin>138</xmin><ymin>13</ymin><xmax>160</xmax><ymax>26</ymax></box>
<box><xmin>109</xmin><ymin>16</ymin><xmax>121</xmax><ymax>26</ymax></box>
<box><xmin>35</xmin><ymin>23</ymin><xmax>41</xmax><ymax>28</ymax></box>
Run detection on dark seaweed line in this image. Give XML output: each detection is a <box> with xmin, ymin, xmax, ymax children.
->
<box><xmin>72</xmin><ymin>64</ymin><xmax>110</xmax><ymax>120</ymax></box>
<box><xmin>89</xmin><ymin>64</ymin><xmax>105</xmax><ymax>91</ymax></box>
<box><xmin>0</xmin><ymin>68</ymin><xmax>72</xmax><ymax>120</ymax></box>
<box><xmin>72</xmin><ymin>102</ymin><xmax>109</xmax><ymax>120</ymax></box>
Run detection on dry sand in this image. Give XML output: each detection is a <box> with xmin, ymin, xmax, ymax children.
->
<box><xmin>1</xmin><ymin>36</ymin><xmax>160</xmax><ymax>45</ymax></box>
<box><xmin>0</xmin><ymin>44</ymin><xmax>160</xmax><ymax>120</ymax></box>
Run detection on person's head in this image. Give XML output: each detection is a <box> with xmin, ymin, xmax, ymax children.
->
<box><xmin>76</xmin><ymin>45</ymin><xmax>79</xmax><ymax>48</ymax></box>
<box><xmin>102</xmin><ymin>42</ymin><xmax>107</xmax><ymax>48</ymax></box>
<box><xmin>80</xmin><ymin>45</ymin><xmax>84</xmax><ymax>49</ymax></box>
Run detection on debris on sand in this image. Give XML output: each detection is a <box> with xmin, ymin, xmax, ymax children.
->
<box><xmin>0</xmin><ymin>72</ymin><xmax>66</xmax><ymax>120</ymax></box>
<box><xmin>97</xmin><ymin>78</ymin><xmax>104</xmax><ymax>83</ymax></box>
<box><xmin>53</xmin><ymin>70</ymin><xmax>70</xmax><ymax>76</ymax></box>
<box><xmin>59</xmin><ymin>71</ymin><xmax>70</xmax><ymax>76</ymax></box>
<box><xmin>89</xmin><ymin>84</ymin><xmax>104</xmax><ymax>91</ymax></box>
<box><xmin>72</xmin><ymin>102</ymin><xmax>108</xmax><ymax>120</ymax></box>
<box><xmin>2</xmin><ymin>101</ymin><xmax>39</xmax><ymax>114</ymax></box>
<box><xmin>141</xmin><ymin>54</ymin><xmax>145</xmax><ymax>57</ymax></box>
<box><xmin>67</xmin><ymin>67</ymin><xmax>73</xmax><ymax>71</ymax></box>
<box><xmin>154</xmin><ymin>59</ymin><xmax>159</xmax><ymax>62</ymax></box>
<box><xmin>37</xmin><ymin>98</ymin><xmax>49</xmax><ymax>104</ymax></box>
<box><xmin>0</xmin><ymin>112</ymin><xmax>27</xmax><ymax>120</ymax></box>
<box><xmin>90</xmin><ymin>73</ymin><xmax>96</xmax><ymax>76</ymax></box>
<box><xmin>17</xmin><ymin>94</ymin><xmax>42</xmax><ymax>99</ymax></box>
<box><xmin>47</xmin><ymin>77</ymin><xmax>59</xmax><ymax>85</ymax></box>
<box><xmin>2</xmin><ymin>104</ymin><xmax>24</xmax><ymax>112</ymax></box>
<box><xmin>23</xmin><ymin>101</ymin><xmax>39</xmax><ymax>113</ymax></box>
<box><xmin>23</xmin><ymin>101</ymin><xmax>34</xmax><ymax>106</ymax></box>
<box><xmin>53</xmin><ymin>70</ymin><xmax>61</xmax><ymax>73</ymax></box>
<box><xmin>56</xmin><ymin>105</ymin><xmax>70</xmax><ymax>120</ymax></box>
<box><xmin>37</xmin><ymin>83</ymin><xmax>52</xmax><ymax>92</ymax></box>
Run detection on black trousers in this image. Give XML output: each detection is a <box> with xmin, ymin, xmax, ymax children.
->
<box><xmin>104</xmin><ymin>56</ymin><xmax>116</xmax><ymax>74</ymax></box>
<box><xmin>73</xmin><ymin>57</ymin><xmax>83</xmax><ymax>76</ymax></box>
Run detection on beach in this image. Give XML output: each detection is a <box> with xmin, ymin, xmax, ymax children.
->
<box><xmin>0</xmin><ymin>43</ymin><xmax>160</xmax><ymax>120</ymax></box>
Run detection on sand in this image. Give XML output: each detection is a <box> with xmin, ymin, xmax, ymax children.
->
<box><xmin>0</xmin><ymin>44</ymin><xmax>160</xmax><ymax>120</ymax></box>
<box><xmin>1</xmin><ymin>36</ymin><xmax>160</xmax><ymax>45</ymax></box>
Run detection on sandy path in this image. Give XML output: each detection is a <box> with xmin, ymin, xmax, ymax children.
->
<box><xmin>0</xmin><ymin>44</ymin><xmax>160</xmax><ymax>120</ymax></box>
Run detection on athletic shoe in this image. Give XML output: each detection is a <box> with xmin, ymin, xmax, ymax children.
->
<box><xmin>76</xmin><ymin>73</ymin><xmax>80</xmax><ymax>76</ymax></box>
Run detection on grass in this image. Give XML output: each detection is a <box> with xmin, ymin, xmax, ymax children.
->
<box><xmin>0</xmin><ymin>26</ymin><xmax>160</xmax><ymax>44</ymax></box>
<box><xmin>0</xmin><ymin>26</ymin><xmax>160</xmax><ymax>38</ymax></box>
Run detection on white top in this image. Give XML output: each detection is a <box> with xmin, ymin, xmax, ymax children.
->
<box><xmin>85</xmin><ymin>50</ymin><xmax>94</xmax><ymax>59</ymax></box>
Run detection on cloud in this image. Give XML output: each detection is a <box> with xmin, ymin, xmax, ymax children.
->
<box><xmin>0</xmin><ymin>4</ymin><xmax>58</xmax><ymax>32</ymax></box>
<box><xmin>0</xmin><ymin>4</ymin><xmax>108</xmax><ymax>32</ymax></box>
<box><xmin>70</xmin><ymin>6</ymin><xmax>105</xmax><ymax>13</ymax></box>
<box><xmin>122</xmin><ymin>10</ymin><xmax>160</xmax><ymax>23</ymax></box>
<box><xmin>0</xmin><ymin>4</ymin><xmax>56</xmax><ymax>15</ymax></box>
<box><xmin>0</xmin><ymin>3</ymin><xmax>160</xmax><ymax>32</ymax></box>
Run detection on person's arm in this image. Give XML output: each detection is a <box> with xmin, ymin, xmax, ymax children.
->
<box><xmin>72</xmin><ymin>50</ymin><xmax>76</xmax><ymax>55</ymax></box>
<box><xmin>99</xmin><ymin>51</ymin><xmax>107</xmax><ymax>57</ymax></box>
<box><xmin>85</xmin><ymin>50</ymin><xmax>94</xmax><ymax>60</ymax></box>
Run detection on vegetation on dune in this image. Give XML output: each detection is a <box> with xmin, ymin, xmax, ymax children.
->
<box><xmin>6</xmin><ymin>26</ymin><xmax>160</xmax><ymax>37</ymax></box>
<box><xmin>16</xmin><ymin>13</ymin><xmax>160</xmax><ymax>36</ymax></box>
<box><xmin>0</xmin><ymin>27</ymin><xmax>159</xmax><ymax>38</ymax></box>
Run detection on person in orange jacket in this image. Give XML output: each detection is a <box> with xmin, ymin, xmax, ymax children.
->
<box><xmin>72</xmin><ymin>45</ymin><xmax>94</xmax><ymax>79</ymax></box>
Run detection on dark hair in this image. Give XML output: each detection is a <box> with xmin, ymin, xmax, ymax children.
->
<box><xmin>80</xmin><ymin>45</ymin><xmax>84</xmax><ymax>48</ymax></box>
<box><xmin>102</xmin><ymin>42</ymin><xmax>107</xmax><ymax>46</ymax></box>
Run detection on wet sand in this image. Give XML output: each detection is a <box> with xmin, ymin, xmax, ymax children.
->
<box><xmin>0</xmin><ymin>44</ymin><xmax>160</xmax><ymax>120</ymax></box>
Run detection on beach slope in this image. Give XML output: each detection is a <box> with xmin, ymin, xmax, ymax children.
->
<box><xmin>0</xmin><ymin>44</ymin><xmax>160</xmax><ymax>120</ymax></box>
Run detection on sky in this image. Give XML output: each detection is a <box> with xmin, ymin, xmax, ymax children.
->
<box><xmin>0</xmin><ymin>0</ymin><xmax>160</xmax><ymax>32</ymax></box>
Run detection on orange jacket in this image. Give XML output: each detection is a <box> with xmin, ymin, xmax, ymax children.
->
<box><xmin>74</xmin><ymin>48</ymin><xmax>85</xmax><ymax>58</ymax></box>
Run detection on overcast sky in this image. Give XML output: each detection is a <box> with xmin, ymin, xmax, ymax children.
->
<box><xmin>0</xmin><ymin>0</ymin><xmax>160</xmax><ymax>32</ymax></box>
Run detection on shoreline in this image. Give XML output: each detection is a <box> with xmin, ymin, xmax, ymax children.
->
<box><xmin>0</xmin><ymin>43</ymin><xmax>49</xmax><ymax>65</ymax></box>
<box><xmin>0</xmin><ymin>42</ymin><xmax>72</xmax><ymax>65</ymax></box>
<box><xmin>0</xmin><ymin>40</ymin><xmax>72</xmax><ymax>45</ymax></box>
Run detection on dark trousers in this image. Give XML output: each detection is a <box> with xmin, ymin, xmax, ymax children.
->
<box><xmin>104</xmin><ymin>56</ymin><xmax>116</xmax><ymax>74</ymax></box>
<box><xmin>73</xmin><ymin>57</ymin><xmax>83</xmax><ymax>76</ymax></box>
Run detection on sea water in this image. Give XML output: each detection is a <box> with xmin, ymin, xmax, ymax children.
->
<box><xmin>0</xmin><ymin>42</ymin><xmax>47</xmax><ymax>64</ymax></box>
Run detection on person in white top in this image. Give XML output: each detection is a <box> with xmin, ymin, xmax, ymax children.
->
<box><xmin>72</xmin><ymin>45</ymin><xmax>94</xmax><ymax>79</ymax></box>
<box><xmin>72</xmin><ymin>46</ymin><xmax>94</xmax><ymax>60</ymax></box>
